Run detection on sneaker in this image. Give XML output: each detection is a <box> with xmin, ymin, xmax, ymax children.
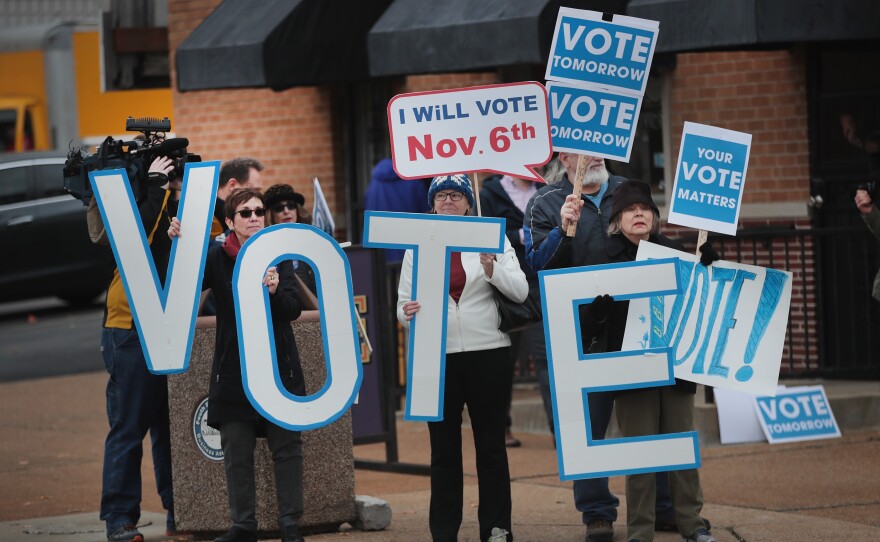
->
<box><xmin>682</xmin><ymin>528</ymin><xmax>717</xmax><ymax>542</ymax></box>
<box><xmin>586</xmin><ymin>519</ymin><xmax>614</xmax><ymax>542</ymax></box>
<box><xmin>107</xmin><ymin>523</ymin><xmax>143</xmax><ymax>542</ymax></box>
<box><xmin>215</xmin><ymin>526</ymin><xmax>258</xmax><ymax>542</ymax></box>
<box><xmin>488</xmin><ymin>527</ymin><xmax>510</xmax><ymax>542</ymax></box>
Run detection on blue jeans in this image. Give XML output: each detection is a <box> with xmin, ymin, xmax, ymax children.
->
<box><xmin>99</xmin><ymin>328</ymin><xmax>173</xmax><ymax>531</ymax></box>
<box><xmin>572</xmin><ymin>392</ymin><xmax>674</xmax><ymax>525</ymax></box>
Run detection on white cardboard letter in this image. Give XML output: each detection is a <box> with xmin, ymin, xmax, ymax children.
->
<box><xmin>89</xmin><ymin>162</ymin><xmax>218</xmax><ymax>373</ymax></box>
<box><xmin>540</xmin><ymin>259</ymin><xmax>700</xmax><ymax>479</ymax></box>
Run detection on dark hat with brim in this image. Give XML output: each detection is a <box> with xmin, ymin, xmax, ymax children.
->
<box><xmin>610</xmin><ymin>180</ymin><xmax>658</xmax><ymax>220</ymax></box>
<box><xmin>264</xmin><ymin>183</ymin><xmax>305</xmax><ymax>208</ymax></box>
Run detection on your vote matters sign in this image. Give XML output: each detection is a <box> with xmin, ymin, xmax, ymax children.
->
<box><xmin>668</xmin><ymin>122</ymin><xmax>753</xmax><ymax>235</ymax></box>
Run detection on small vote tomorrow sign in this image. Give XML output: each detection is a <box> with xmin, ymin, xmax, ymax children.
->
<box><xmin>753</xmin><ymin>386</ymin><xmax>841</xmax><ymax>444</ymax></box>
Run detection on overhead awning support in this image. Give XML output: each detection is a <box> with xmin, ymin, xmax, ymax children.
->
<box><xmin>367</xmin><ymin>0</ymin><xmax>628</xmax><ymax>77</ymax></box>
<box><xmin>175</xmin><ymin>0</ymin><xmax>391</xmax><ymax>91</ymax></box>
<box><xmin>627</xmin><ymin>0</ymin><xmax>880</xmax><ymax>53</ymax></box>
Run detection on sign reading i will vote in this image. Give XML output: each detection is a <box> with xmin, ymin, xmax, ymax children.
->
<box><xmin>754</xmin><ymin>386</ymin><xmax>841</xmax><ymax>444</ymax></box>
<box><xmin>545</xmin><ymin>7</ymin><xmax>658</xmax><ymax>96</ymax></box>
<box><xmin>547</xmin><ymin>81</ymin><xmax>643</xmax><ymax>161</ymax></box>
<box><xmin>621</xmin><ymin>241</ymin><xmax>792</xmax><ymax>397</ymax></box>
<box><xmin>387</xmin><ymin>82</ymin><xmax>552</xmax><ymax>182</ymax></box>
<box><xmin>668</xmin><ymin>122</ymin><xmax>753</xmax><ymax>236</ymax></box>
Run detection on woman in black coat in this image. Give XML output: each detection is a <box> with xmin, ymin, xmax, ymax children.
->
<box><xmin>584</xmin><ymin>180</ymin><xmax>716</xmax><ymax>542</ymax></box>
<box><xmin>169</xmin><ymin>187</ymin><xmax>306</xmax><ymax>542</ymax></box>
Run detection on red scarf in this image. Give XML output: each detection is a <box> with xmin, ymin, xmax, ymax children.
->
<box><xmin>449</xmin><ymin>252</ymin><xmax>465</xmax><ymax>303</ymax></box>
<box><xmin>222</xmin><ymin>233</ymin><xmax>242</xmax><ymax>260</ymax></box>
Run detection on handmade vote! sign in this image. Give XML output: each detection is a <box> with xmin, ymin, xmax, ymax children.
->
<box><xmin>545</xmin><ymin>7</ymin><xmax>658</xmax><ymax>95</ymax></box>
<box><xmin>622</xmin><ymin>241</ymin><xmax>792</xmax><ymax>397</ymax></box>
<box><xmin>387</xmin><ymin>82</ymin><xmax>552</xmax><ymax>182</ymax></box>
<box><xmin>540</xmin><ymin>258</ymin><xmax>700</xmax><ymax>480</ymax></box>
<box><xmin>547</xmin><ymin>81</ymin><xmax>642</xmax><ymax>161</ymax></box>
<box><xmin>668</xmin><ymin>122</ymin><xmax>753</xmax><ymax>235</ymax></box>
<box><xmin>754</xmin><ymin>386</ymin><xmax>841</xmax><ymax>444</ymax></box>
<box><xmin>91</xmin><ymin>163</ymin><xmax>362</xmax><ymax>431</ymax></box>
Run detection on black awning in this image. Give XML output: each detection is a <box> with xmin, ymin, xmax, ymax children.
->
<box><xmin>367</xmin><ymin>0</ymin><xmax>628</xmax><ymax>77</ymax></box>
<box><xmin>628</xmin><ymin>0</ymin><xmax>880</xmax><ymax>53</ymax></box>
<box><xmin>175</xmin><ymin>0</ymin><xmax>391</xmax><ymax>91</ymax></box>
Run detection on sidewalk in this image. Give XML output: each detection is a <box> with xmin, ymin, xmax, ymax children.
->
<box><xmin>1</xmin><ymin>372</ymin><xmax>878</xmax><ymax>541</ymax></box>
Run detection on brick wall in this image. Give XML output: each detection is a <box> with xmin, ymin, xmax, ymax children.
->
<box><xmin>669</xmin><ymin>50</ymin><xmax>810</xmax><ymax>205</ymax></box>
<box><xmin>168</xmin><ymin>0</ymin><xmax>341</xmax><ymax>234</ymax></box>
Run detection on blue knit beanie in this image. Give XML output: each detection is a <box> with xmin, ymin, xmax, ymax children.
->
<box><xmin>427</xmin><ymin>174</ymin><xmax>475</xmax><ymax>208</ymax></box>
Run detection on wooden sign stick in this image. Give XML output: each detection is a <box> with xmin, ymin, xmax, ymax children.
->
<box><xmin>472</xmin><ymin>172</ymin><xmax>483</xmax><ymax>217</ymax></box>
<box><xmin>695</xmin><ymin>229</ymin><xmax>708</xmax><ymax>256</ymax></box>
<box><xmin>566</xmin><ymin>154</ymin><xmax>589</xmax><ymax>237</ymax></box>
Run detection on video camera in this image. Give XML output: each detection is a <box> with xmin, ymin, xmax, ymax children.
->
<box><xmin>63</xmin><ymin>116</ymin><xmax>201</xmax><ymax>204</ymax></box>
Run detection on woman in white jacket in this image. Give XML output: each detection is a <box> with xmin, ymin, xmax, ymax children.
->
<box><xmin>398</xmin><ymin>174</ymin><xmax>528</xmax><ymax>542</ymax></box>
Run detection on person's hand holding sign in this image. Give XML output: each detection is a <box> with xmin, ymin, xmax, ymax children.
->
<box><xmin>480</xmin><ymin>253</ymin><xmax>496</xmax><ymax>278</ymax></box>
<box><xmin>263</xmin><ymin>266</ymin><xmax>280</xmax><ymax>295</ymax></box>
<box><xmin>855</xmin><ymin>188</ymin><xmax>875</xmax><ymax>215</ymax></box>
<box><xmin>401</xmin><ymin>300</ymin><xmax>421</xmax><ymax>321</ymax></box>
<box><xmin>561</xmin><ymin>193</ymin><xmax>583</xmax><ymax>232</ymax></box>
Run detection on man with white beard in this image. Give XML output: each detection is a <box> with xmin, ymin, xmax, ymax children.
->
<box><xmin>524</xmin><ymin>153</ymin><xmax>676</xmax><ymax>542</ymax></box>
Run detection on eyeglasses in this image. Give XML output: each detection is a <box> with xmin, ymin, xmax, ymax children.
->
<box><xmin>433</xmin><ymin>191</ymin><xmax>465</xmax><ymax>202</ymax></box>
<box><xmin>235</xmin><ymin>207</ymin><xmax>266</xmax><ymax>219</ymax></box>
<box><xmin>271</xmin><ymin>202</ymin><xmax>297</xmax><ymax>213</ymax></box>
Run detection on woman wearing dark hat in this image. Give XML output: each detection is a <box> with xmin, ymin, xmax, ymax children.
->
<box><xmin>585</xmin><ymin>180</ymin><xmax>716</xmax><ymax>542</ymax></box>
<box><xmin>264</xmin><ymin>184</ymin><xmax>312</xmax><ymax>226</ymax></box>
<box><xmin>263</xmin><ymin>184</ymin><xmax>318</xmax><ymax>308</ymax></box>
<box><xmin>397</xmin><ymin>174</ymin><xmax>528</xmax><ymax>542</ymax></box>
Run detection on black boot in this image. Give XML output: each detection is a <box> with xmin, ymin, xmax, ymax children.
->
<box><xmin>281</xmin><ymin>524</ymin><xmax>304</xmax><ymax>542</ymax></box>
<box><xmin>215</xmin><ymin>526</ymin><xmax>257</xmax><ymax>542</ymax></box>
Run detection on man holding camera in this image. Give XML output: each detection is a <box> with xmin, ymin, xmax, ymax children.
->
<box><xmin>855</xmin><ymin>187</ymin><xmax>880</xmax><ymax>301</ymax></box>
<box><xmin>100</xmin><ymin>156</ymin><xmax>179</xmax><ymax>542</ymax></box>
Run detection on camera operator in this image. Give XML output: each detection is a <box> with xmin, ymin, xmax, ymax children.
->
<box><xmin>855</xmin><ymin>187</ymin><xmax>880</xmax><ymax>302</ymax></box>
<box><xmin>100</xmin><ymin>155</ymin><xmax>180</xmax><ymax>542</ymax></box>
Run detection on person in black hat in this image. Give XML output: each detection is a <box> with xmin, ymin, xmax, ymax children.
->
<box><xmin>526</xmin><ymin>154</ymin><xmax>682</xmax><ymax>542</ymax></box>
<box><xmin>590</xmin><ymin>179</ymin><xmax>716</xmax><ymax>542</ymax></box>
<box><xmin>264</xmin><ymin>184</ymin><xmax>317</xmax><ymax>307</ymax></box>
<box><xmin>265</xmin><ymin>183</ymin><xmax>311</xmax><ymax>226</ymax></box>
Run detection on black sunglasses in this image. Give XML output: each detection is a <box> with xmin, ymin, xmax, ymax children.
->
<box><xmin>235</xmin><ymin>207</ymin><xmax>266</xmax><ymax>218</ymax></box>
<box><xmin>271</xmin><ymin>202</ymin><xmax>297</xmax><ymax>213</ymax></box>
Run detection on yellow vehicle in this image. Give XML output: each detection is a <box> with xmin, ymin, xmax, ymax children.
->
<box><xmin>0</xmin><ymin>21</ymin><xmax>173</xmax><ymax>154</ymax></box>
<box><xmin>0</xmin><ymin>95</ymin><xmax>50</xmax><ymax>153</ymax></box>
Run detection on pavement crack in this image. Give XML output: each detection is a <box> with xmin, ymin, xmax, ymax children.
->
<box><xmin>728</xmin><ymin>527</ymin><xmax>748</xmax><ymax>541</ymax></box>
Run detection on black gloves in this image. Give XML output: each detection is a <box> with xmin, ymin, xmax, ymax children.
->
<box><xmin>699</xmin><ymin>242</ymin><xmax>720</xmax><ymax>267</ymax></box>
<box><xmin>587</xmin><ymin>294</ymin><xmax>614</xmax><ymax>323</ymax></box>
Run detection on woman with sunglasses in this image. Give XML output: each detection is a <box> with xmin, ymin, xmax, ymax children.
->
<box><xmin>168</xmin><ymin>188</ymin><xmax>307</xmax><ymax>542</ymax></box>
<box><xmin>397</xmin><ymin>175</ymin><xmax>528</xmax><ymax>542</ymax></box>
<box><xmin>264</xmin><ymin>184</ymin><xmax>318</xmax><ymax>308</ymax></box>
